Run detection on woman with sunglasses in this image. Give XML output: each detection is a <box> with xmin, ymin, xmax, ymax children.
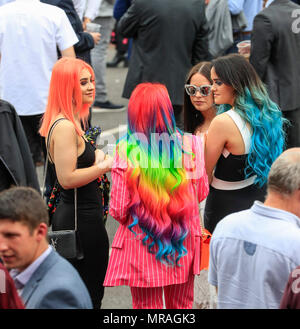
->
<box><xmin>204</xmin><ymin>54</ymin><xmax>286</xmax><ymax>234</ymax></box>
<box><xmin>184</xmin><ymin>62</ymin><xmax>216</xmax><ymax>136</ymax></box>
<box><xmin>183</xmin><ymin>62</ymin><xmax>217</xmax><ymax>309</ymax></box>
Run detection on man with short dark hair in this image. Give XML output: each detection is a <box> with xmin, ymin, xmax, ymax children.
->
<box><xmin>0</xmin><ymin>187</ymin><xmax>92</xmax><ymax>309</ymax></box>
<box><xmin>209</xmin><ymin>148</ymin><xmax>300</xmax><ymax>309</ymax></box>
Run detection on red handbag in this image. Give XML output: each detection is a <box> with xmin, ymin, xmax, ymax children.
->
<box><xmin>200</xmin><ymin>228</ymin><xmax>211</xmax><ymax>271</ymax></box>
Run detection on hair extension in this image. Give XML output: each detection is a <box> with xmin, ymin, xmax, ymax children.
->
<box><xmin>39</xmin><ymin>57</ymin><xmax>95</xmax><ymax>137</ymax></box>
<box><xmin>118</xmin><ymin>83</ymin><xmax>197</xmax><ymax>266</ymax></box>
<box><xmin>213</xmin><ymin>55</ymin><xmax>287</xmax><ymax>186</ymax></box>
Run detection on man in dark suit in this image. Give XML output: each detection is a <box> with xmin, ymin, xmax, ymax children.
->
<box><xmin>0</xmin><ymin>187</ymin><xmax>92</xmax><ymax>309</ymax></box>
<box><xmin>250</xmin><ymin>0</ymin><xmax>300</xmax><ymax>148</ymax></box>
<box><xmin>118</xmin><ymin>0</ymin><xmax>211</xmax><ymax>129</ymax></box>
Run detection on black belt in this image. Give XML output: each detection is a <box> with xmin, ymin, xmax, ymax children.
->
<box><xmin>233</xmin><ymin>31</ymin><xmax>252</xmax><ymax>37</ymax></box>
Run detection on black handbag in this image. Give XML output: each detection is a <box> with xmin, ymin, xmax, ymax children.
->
<box><xmin>43</xmin><ymin>119</ymin><xmax>83</xmax><ymax>260</ymax></box>
<box><xmin>47</xmin><ymin>187</ymin><xmax>83</xmax><ymax>260</ymax></box>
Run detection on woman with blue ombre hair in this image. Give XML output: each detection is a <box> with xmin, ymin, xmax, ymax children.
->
<box><xmin>103</xmin><ymin>83</ymin><xmax>209</xmax><ymax>309</ymax></box>
<box><xmin>204</xmin><ymin>54</ymin><xmax>287</xmax><ymax>234</ymax></box>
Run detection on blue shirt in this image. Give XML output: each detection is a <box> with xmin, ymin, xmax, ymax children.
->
<box><xmin>10</xmin><ymin>246</ymin><xmax>52</xmax><ymax>296</ymax></box>
<box><xmin>208</xmin><ymin>201</ymin><xmax>300</xmax><ymax>309</ymax></box>
<box><xmin>228</xmin><ymin>0</ymin><xmax>263</xmax><ymax>31</ymax></box>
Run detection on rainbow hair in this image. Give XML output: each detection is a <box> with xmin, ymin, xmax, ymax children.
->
<box><xmin>39</xmin><ymin>57</ymin><xmax>95</xmax><ymax>137</ymax></box>
<box><xmin>118</xmin><ymin>83</ymin><xmax>196</xmax><ymax>266</ymax></box>
<box><xmin>213</xmin><ymin>54</ymin><xmax>287</xmax><ymax>187</ymax></box>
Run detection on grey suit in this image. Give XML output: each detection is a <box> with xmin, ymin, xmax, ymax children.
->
<box><xmin>118</xmin><ymin>0</ymin><xmax>211</xmax><ymax>107</ymax></box>
<box><xmin>250</xmin><ymin>0</ymin><xmax>300</xmax><ymax>147</ymax></box>
<box><xmin>21</xmin><ymin>249</ymin><xmax>92</xmax><ymax>309</ymax></box>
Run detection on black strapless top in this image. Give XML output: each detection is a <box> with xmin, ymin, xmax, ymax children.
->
<box><xmin>214</xmin><ymin>153</ymin><xmax>250</xmax><ymax>182</ymax></box>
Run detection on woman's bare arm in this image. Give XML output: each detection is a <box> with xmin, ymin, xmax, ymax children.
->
<box><xmin>204</xmin><ymin>115</ymin><xmax>230</xmax><ymax>183</ymax></box>
<box><xmin>51</xmin><ymin>121</ymin><xmax>112</xmax><ymax>189</ymax></box>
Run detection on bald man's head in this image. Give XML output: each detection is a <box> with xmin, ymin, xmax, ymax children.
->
<box><xmin>268</xmin><ymin>148</ymin><xmax>300</xmax><ymax>195</ymax></box>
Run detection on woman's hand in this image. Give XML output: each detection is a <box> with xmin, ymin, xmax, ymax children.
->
<box><xmin>95</xmin><ymin>151</ymin><xmax>113</xmax><ymax>171</ymax></box>
<box><xmin>94</xmin><ymin>149</ymin><xmax>106</xmax><ymax>164</ymax></box>
<box><xmin>89</xmin><ymin>32</ymin><xmax>101</xmax><ymax>45</ymax></box>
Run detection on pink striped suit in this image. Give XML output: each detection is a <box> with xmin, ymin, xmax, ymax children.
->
<box><xmin>103</xmin><ymin>135</ymin><xmax>209</xmax><ymax>308</ymax></box>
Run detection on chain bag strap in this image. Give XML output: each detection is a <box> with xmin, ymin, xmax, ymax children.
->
<box><xmin>43</xmin><ymin>119</ymin><xmax>82</xmax><ymax>260</ymax></box>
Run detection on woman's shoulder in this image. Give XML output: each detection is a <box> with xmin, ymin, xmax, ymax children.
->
<box><xmin>210</xmin><ymin>111</ymin><xmax>235</xmax><ymax>130</ymax></box>
<box><xmin>48</xmin><ymin>118</ymin><xmax>77</xmax><ymax>144</ymax></box>
<box><xmin>52</xmin><ymin>118</ymin><xmax>76</xmax><ymax>134</ymax></box>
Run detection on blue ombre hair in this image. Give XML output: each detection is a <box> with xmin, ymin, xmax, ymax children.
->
<box><xmin>212</xmin><ymin>54</ymin><xmax>288</xmax><ymax>187</ymax></box>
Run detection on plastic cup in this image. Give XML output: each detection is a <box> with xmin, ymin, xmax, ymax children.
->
<box><xmin>86</xmin><ymin>23</ymin><xmax>101</xmax><ymax>33</ymax></box>
<box><xmin>237</xmin><ymin>40</ymin><xmax>251</xmax><ymax>58</ymax></box>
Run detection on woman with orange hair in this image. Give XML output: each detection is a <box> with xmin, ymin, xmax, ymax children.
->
<box><xmin>40</xmin><ymin>57</ymin><xmax>113</xmax><ymax>309</ymax></box>
<box><xmin>103</xmin><ymin>83</ymin><xmax>209</xmax><ymax>309</ymax></box>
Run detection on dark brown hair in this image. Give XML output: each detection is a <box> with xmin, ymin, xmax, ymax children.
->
<box><xmin>183</xmin><ymin>62</ymin><xmax>213</xmax><ymax>133</ymax></box>
<box><xmin>0</xmin><ymin>187</ymin><xmax>48</xmax><ymax>232</ymax></box>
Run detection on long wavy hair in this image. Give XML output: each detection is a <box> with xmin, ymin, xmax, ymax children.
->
<box><xmin>183</xmin><ymin>61</ymin><xmax>213</xmax><ymax>133</ymax></box>
<box><xmin>118</xmin><ymin>83</ymin><xmax>197</xmax><ymax>266</ymax></box>
<box><xmin>212</xmin><ymin>54</ymin><xmax>287</xmax><ymax>186</ymax></box>
<box><xmin>39</xmin><ymin>57</ymin><xmax>95</xmax><ymax>137</ymax></box>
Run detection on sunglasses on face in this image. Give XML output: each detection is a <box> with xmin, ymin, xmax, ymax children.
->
<box><xmin>185</xmin><ymin>84</ymin><xmax>212</xmax><ymax>97</ymax></box>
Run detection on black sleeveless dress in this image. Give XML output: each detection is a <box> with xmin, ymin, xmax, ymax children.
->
<box><xmin>51</xmin><ymin>138</ymin><xmax>109</xmax><ymax>309</ymax></box>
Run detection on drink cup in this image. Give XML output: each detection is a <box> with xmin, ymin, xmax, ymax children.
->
<box><xmin>86</xmin><ymin>23</ymin><xmax>101</xmax><ymax>33</ymax></box>
<box><xmin>237</xmin><ymin>40</ymin><xmax>251</xmax><ymax>59</ymax></box>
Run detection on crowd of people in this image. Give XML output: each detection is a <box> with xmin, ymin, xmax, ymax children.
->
<box><xmin>1</xmin><ymin>0</ymin><xmax>300</xmax><ymax>310</ymax></box>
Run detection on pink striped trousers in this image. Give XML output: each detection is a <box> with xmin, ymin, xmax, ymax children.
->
<box><xmin>130</xmin><ymin>274</ymin><xmax>194</xmax><ymax>309</ymax></box>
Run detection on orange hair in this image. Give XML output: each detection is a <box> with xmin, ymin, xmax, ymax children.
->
<box><xmin>39</xmin><ymin>57</ymin><xmax>95</xmax><ymax>137</ymax></box>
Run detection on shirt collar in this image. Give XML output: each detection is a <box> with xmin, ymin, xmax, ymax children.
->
<box><xmin>10</xmin><ymin>246</ymin><xmax>52</xmax><ymax>288</ymax></box>
<box><xmin>252</xmin><ymin>201</ymin><xmax>300</xmax><ymax>228</ymax></box>
<box><xmin>265</xmin><ymin>0</ymin><xmax>275</xmax><ymax>7</ymax></box>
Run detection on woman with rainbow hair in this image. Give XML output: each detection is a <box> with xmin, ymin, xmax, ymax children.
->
<box><xmin>204</xmin><ymin>54</ymin><xmax>287</xmax><ymax>234</ymax></box>
<box><xmin>39</xmin><ymin>57</ymin><xmax>113</xmax><ymax>309</ymax></box>
<box><xmin>103</xmin><ymin>83</ymin><xmax>209</xmax><ymax>309</ymax></box>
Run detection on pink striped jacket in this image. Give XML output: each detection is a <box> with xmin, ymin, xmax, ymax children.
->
<box><xmin>103</xmin><ymin>135</ymin><xmax>209</xmax><ymax>287</ymax></box>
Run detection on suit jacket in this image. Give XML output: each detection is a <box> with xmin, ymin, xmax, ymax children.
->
<box><xmin>118</xmin><ymin>0</ymin><xmax>211</xmax><ymax>106</ymax></box>
<box><xmin>22</xmin><ymin>249</ymin><xmax>92</xmax><ymax>309</ymax></box>
<box><xmin>41</xmin><ymin>0</ymin><xmax>94</xmax><ymax>64</ymax></box>
<box><xmin>0</xmin><ymin>100</ymin><xmax>40</xmax><ymax>192</ymax></box>
<box><xmin>250</xmin><ymin>0</ymin><xmax>300</xmax><ymax>111</ymax></box>
<box><xmin>113</xmin><ymin>0</ymin><xmax>131</xmax><ymax>20</ymax></box>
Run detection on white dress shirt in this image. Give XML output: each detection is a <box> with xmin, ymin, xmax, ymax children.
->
<box><xmin>73</xmin><ymin>0</ymin><xmax>102</xmax><ymax>20</ymax></box>
<box><xmin>0</xmin><ymin>0</ymin><xmax>78</xmax><ymax>116</ymax></box>
<box><xmin>0</xmin><ymin>0</ymin><xmax>14</xmax><ymax>6</ymax></box>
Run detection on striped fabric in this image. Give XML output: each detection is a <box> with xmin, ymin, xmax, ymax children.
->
<box><xmin>130</xmin><ymin>274</ymin><xmax>194</xmax><ymax>309</ymax></box>
<box><xmin>104</xmin><ymin>135</ymin><xmax>209</xmax><ymax>288</ymax></box>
